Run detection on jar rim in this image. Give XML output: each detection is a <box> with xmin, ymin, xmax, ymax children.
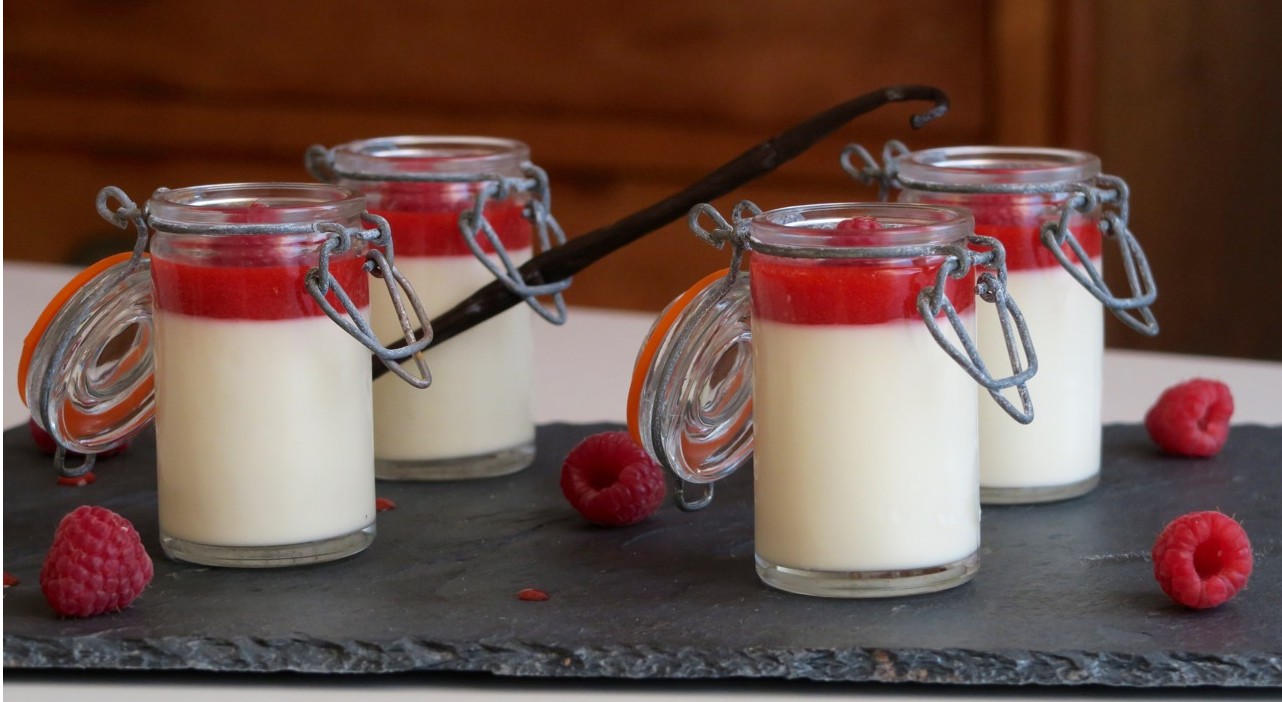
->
<box><xmin>896</xmin><ymin>146</ymin><xmax>1101</xmax><ymax>187</ymax></box>
<box><xmin>147</xmin><ymin>182</ymin><xmax>366</xmax><ymax>229</ymax></box>
<box><xmin>748</xmin><ymin>202</ymin><xmax>973</xmax><ymax>255</ymax></box>
<box><xmin>330</xmin><ymin>135</ymin><xmax>530</xmax><ymax>176</ymax></box>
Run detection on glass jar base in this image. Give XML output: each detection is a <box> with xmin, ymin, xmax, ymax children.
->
<box><xmin>754</xmin><ymin>550</ymin><xmax>979</xmax><ymax>598</ymax></box>
<box><xmin>375</xmin><ymin>442</ymin><xmax>535</xmax><ymax>481</ymax></box>
<box><xmin>981</xmin><ymin>472</ymin><xmax>1100</xmax><ymax>505</ymax></box>
<box><xmin>161</xmin><ymin>523</ymin><xmax>375</xmax><ymax>568</ymax></box>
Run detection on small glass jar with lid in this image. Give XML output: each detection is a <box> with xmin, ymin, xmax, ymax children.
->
<box><xmin>20</xmin><ymin>183</ymin><xmax>431</xmax><ymax>567</ymax></box>
<box><xmin>307</xmin><ymin>136</ymin><xmax>568</xmax><ymax>481</ymax></box>
<box><xmin>629</xmin><ymin>201</ymin><xmax>1038</xmax><ymax>597</ymax></box>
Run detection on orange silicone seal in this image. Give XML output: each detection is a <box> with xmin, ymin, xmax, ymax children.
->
<box><xmin>626</xmin><ymin>268</ymin><xmax>731</xmax><ymax>447</ymax></box>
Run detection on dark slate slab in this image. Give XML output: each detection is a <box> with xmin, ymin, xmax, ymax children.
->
<box><xmin>4</xmin><ymin>422</ymin><xmax>1281</xmax><ymax>687</ymax></box>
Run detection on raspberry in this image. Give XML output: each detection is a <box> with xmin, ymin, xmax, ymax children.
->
<box><xmin>560</xmin><ymin>431</ymin><xmax>666</xmax><ymax>526</ymax></box>
<box><xmin>1144</xmin><ymin>379</ymin><xmax>1234</xmax><ymax>457</ymax></box>
<box><xmin>835</xmin><ymin>216</ymin><xmax>883</xmax><ymax>231</ymax></box>
<box><xmin>40</xmin><ymin>506</ymin><xmax>153</xmax><ymax>617</ymax></box>
<box><xmin>1152</xmin><ymin>511</ymin><xmax>1252</xmax><ymax>609</ymax></box>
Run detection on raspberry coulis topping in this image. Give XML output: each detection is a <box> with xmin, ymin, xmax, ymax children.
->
<box><xmin>750</xmin><ymin>256</ymin><xmax>976</xmax><ymax>325</ymax></box>
<box><xmin>366</xmin><ymin>182</ymin><xmax>532</xmax><ymax>257</ymax></box>
<box><xmin>916</xmin><ymin>193</ymin><xmax>1103</xmax><ymax>271</ymax></box>
<box><xmin>152</xmin><ymin>243</ymin><xmax>369</xmax><ymax>320</ymax></box>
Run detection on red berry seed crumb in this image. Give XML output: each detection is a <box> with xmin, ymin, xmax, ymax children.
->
<box><xmin>57</xmin><ymin>473</ymin><xmax>97</xmax><ymax>488</ymax></box>
<box><xmin>835</xmin><ymin>216</ymin><xmax>884</xmax><ymax>231</ymax></box>
<box><xmin>375</xmin><ymin>497</ymin><xmax>397</xmax><ymax>512</ymax></box>
<box><xmin>4</xmin><ymin>572</ymin><xmax>19</xmax><ymax>588</ymax></box>
<box><xmin>560</xmin><ymin>431</ymin><xmax>666</xmax><ymax>527</ymax></box>
<box><xmin>1152</xmin><ymin>511</ymin><xmax>1253</xmax><ymax>609</ymax></box>
<box><xmin>516</xmin><ymin>588</ymin><xmax>550</xmax><ymax>602</ymax></box>
<box><xmin>1144</xmin><ymin>379</ymin><xmax>1234</xmax><ymax>457</ymax></box>
<box><xmin>40</xmin><ymin>506</ymin><xmax>154</xmax><ymax>618</ymax></box>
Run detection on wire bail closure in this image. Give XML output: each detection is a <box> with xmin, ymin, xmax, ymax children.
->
<box><xmin>844</xmin><ymin>141</ymin><xmax>1159</xmax><ymax>336</ymax></box>
<box><xmin>97</xmin><ymin>185</ymin><xmax>435</xmax><ymax>389</ymax></box>
<box><xmin>306</xmin><ymin>145</ymin><xmax>572</xmax><ymax>325</ymax></box>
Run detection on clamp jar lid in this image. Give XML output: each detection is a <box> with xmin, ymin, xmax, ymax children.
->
<box><xmin>895</xmin><ymin>146</ymin><xmax>1101</xmax><ymax>189</ymax></box>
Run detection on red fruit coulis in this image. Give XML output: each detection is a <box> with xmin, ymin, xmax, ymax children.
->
<box><xmin>926</xmin><ymin>194</ymin><xmax>1103</xmax><ymax>272</ymax></box>
<box><xmin>152</xmin><ymin>238</ymin><xmax>369</xmax><ymax>320</ymax></box>
<box><xmin>750</xmin><ymin>255</ymin><xmax>976</xmax><ymax>326</ymax></box>
<box><xmin>370</xmin><ymin>185</ymin><xmax>532</xmax><ymax>257</ymax></box>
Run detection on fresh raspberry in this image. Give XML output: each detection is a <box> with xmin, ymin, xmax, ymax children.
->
<box><xmin>560</xmin><ymin>431</ymin><xmax>666</xmax><ymax>526</ymax></box>
<box><xmin>29</xmin><ymin>418</ymin><xmax>130</xmax><ymax>462</ymax></box>
<box><xmin>1144</xmin><ymin>379</ymin><xmax>1234</xmax><ymax>457</ymax></box>
<box><xmin>40</xmin><ymin>506</ymin><xmax>154</xmax><ymax>618</ymax></box>
<box><xmin>1152</xmin><ymin>511</ymin><xmax>1252</xmax><ymax>609</ymax></box>
<box><xmin>835</xmin><ymin>216</ymin><xmax>883</xmax><ymax>231</ymax></box>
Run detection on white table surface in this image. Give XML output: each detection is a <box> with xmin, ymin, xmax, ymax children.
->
<box><xmin>4</xmin><ymin>260</ymin><xmax>1280</xmax><ymax>701</ymax></box>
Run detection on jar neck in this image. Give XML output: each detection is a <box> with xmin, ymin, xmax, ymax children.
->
<box><xmin>146</xmin><ymin>183</ymin><xmax>366</xmax><ymax>233</ymax></box>
<box><xmin>747</xmin><ymin>203</ymin><xmax>972</xmax><ymax>259</ymax></box>
<box><xmin>895</xmin><ymin>146</ymin><xmax>1100</xmax><ymax>191</ymax></box>
<box><xmin>330</xmin><ymin>136</ymin><xmax>530</xmax><ymax>178</ymax></box>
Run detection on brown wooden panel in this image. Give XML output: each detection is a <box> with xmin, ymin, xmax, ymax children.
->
<box><xmin>1095</xmin><ymin>0</ymin><xmax>1282</xmax><ymax>360</ymax></box>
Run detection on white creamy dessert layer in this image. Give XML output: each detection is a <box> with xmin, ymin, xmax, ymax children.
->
<box><xmin>751</xmin><ymin>314</ymin><xmax>980</xmax><ymax>573</ymax></box>
<box><xmin>978</xmin><ymin>259</ymin><xmax>1103</xmax><ymax>488</ymax></box>
<box><xmin>153</xmin><ymin>310</ymin><xmax>375</xmax><ymax>547</ymax></box>
<box><xmin>371</xmin><ymin>250</ymin><xmax>535</xmax><ymax>461</ymax></box>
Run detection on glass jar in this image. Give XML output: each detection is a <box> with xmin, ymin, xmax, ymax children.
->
<box><xmin>21</xmin><ymin>183</ymin><xmax>432</xmax><ymax>567</ymax></box>
<box><xmin>311</xmin><ymin>136</ymin><xmax>541</xmax><ymax>481</ymax></box>
<box><xmin>630</xmin><ymin>202</ymin><xmax>1038</xmax><ymax>598</ymax></box>
<box><xmin>894</xmin><ymin>146</ymin><xmax>1157</xmax><ymax>504</ymax></box>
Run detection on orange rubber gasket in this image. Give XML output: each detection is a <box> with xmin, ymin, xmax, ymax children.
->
<box><xmin>626</xmin><ymin>268</ymin><xmax>730</xmax><ymax>448</ymax></box>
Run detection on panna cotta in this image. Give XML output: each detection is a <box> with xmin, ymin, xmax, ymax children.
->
<box><xmin>150</xmin><ymin>248</ymin><xmax>376</xmax><ymax>562</ymax></box>
<box><xmin>368</xmin><ymin>202</ymin><xmax>537</xmax><ymax>479</ymax></box>
<box><xmin>746</xmin><ymin>220</ymin><xmax>981</xmax><ymax>594</ymax></box>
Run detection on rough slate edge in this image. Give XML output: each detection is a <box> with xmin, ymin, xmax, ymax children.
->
<box><xmin>4</xmin><ymin>423</ymin><xmax>1280</xmax><ymax>687</ymax></box>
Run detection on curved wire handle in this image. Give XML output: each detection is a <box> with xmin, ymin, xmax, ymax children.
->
<box><xmin>306</xmin><ymin>215</ymin><xmax>434</xmax><ymax>388</ymax></box>
<box><xmin>1041</xmin><ymin>176</ymin><xmax>1158</xmax><ymax>335</ymax></box>
<box><xmin>917</xmin><ymin>235</ymin><xmax>1038</xmax><ymax>424</ymax></box>
<box><xmin>456</xmin><ymin>163</ymin><xmax>571</xmax><ymax>324</ymax></box>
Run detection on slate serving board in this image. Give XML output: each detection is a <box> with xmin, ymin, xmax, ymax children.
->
<box><xmin>4</xmin><ymin>422</ymin><xmax>1281</xmax><ymax>687</ymax></box>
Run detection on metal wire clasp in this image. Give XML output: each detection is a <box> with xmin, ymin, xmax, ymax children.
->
<box><xmin>918</xmin><ymin>236</ymin><xmax>1038</xmax><ymax>424</ymax></box>
<box><xmin>306</xmin><ymin>216</ymin><xmax>434</xmax><ymax>388</ymax></box>
<box><xmin>1042</xmin><ymin>176</ymin><xmax>1158</xmax><ymax>335</ymax></box>
<box><xmin>307</xmin><ymin>145</ymin><xmax>572</xmax><ymax>325</ymax></box>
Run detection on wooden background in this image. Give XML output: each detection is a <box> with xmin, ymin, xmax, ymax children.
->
<box><xmin>6</xmin><ymin>0</ymin><xmax>1281</xmax><ymax>360</ymax></box>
